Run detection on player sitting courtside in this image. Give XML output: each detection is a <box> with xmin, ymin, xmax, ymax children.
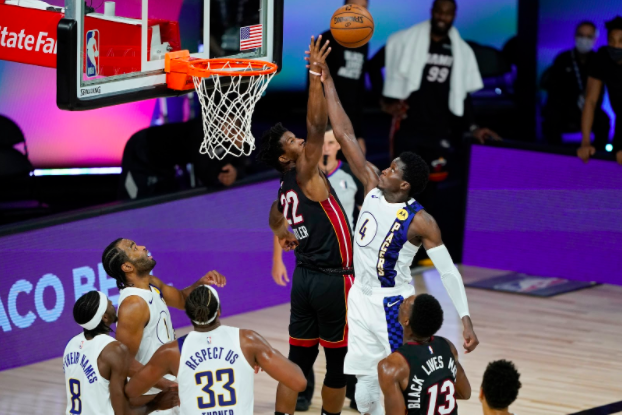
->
<box><xmin>102</xmin><ymin>238</ymin><xmax>226</xmax><ymax>410</ymax></box>
<box><xmin>64</xmin><ymin>291</ymin><xmax>179</xmax><ymax>415</ymax></box>
<box><xmin>312</xmin><ymin>57</ymin><xmax>478</xmax><ymax>414</ymax></box>
<box><xmin>257</xmin><ymin>36</ymin><xmax>353</xmax><ymax>415</ymax></box>
<box><xmin>124</xmin><ymin>285</ymin><xmax>307</xmax><ymax>415</ymax></box>
<box><xmin>480</xmin><ymin>360</ymin><xmax>522</xmax><ymax>415</ymax></box>
<box><xmin>378</xmin><ymin>294</ymin><xmax>470</xmax><ymax>415</ymax></box>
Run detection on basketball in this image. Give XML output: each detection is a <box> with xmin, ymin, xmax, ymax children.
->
<box><xmin>329</xmin><ymin>4</ymin><xmax>374</xmax><ymax>48</ymax></box>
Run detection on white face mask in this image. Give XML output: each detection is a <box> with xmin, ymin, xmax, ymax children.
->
<box><xmin>575</xmin><ymin>36</ymin><xmax>595</xmax><ymax>54</ymax></box>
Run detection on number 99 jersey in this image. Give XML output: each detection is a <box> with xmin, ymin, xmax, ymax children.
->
<box><xmin>353</xmin><ymin>188</ymin><xmax>424</xmax><ymax>289</ymax></box>
<box><xmin>177</xmin><ymin>326</ymin><xmax>255</xmax><ymax>415</ymax></box>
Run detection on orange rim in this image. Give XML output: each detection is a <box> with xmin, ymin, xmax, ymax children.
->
<box><xmin>187</xmin><ymin>58</ymin><xmax>278</xmax><ymax>78</ymax></box>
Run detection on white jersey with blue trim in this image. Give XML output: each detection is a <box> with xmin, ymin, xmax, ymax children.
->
<box><xmin>177</xmin><ymin>326</ymin><xmax>255</xmax><ymax>415</ymax></box>
<box><xmin>118</xmin><ymin>284</ymin><xmax>176</xmax><ymax>394</ymax></box>
<box><xmin>63</xmin><ymin>333</ymin><xmax>116</xmax><ymax>415</ymax></box>
<box><xmin>353</xmin><ymin>188</ymin><xmax>424</xmax><ymax>289</ymax></box>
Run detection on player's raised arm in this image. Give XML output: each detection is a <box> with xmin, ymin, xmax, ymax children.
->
<box><xmin>443</xmin><ymin>337</ymin><xmax>471</xmax><ymax>400</ymax></box>
<box><xmin>148</xmin><ymin>271</ymin><xmax>226</xmax><ymax>310</ymax></box>
<box><xmin>125</xmin><ymin>342</ymin><xmax>180</xmax><ymax>399</ymax></box>
<box><xmin>314</xmin><ymin>60</ymin><xmax>379</xmax><ymax>195</ymax></box>
<box><xmin>296</xmin><ymin>35</ymin><xmax>330</xmax><ymax>182</ymax></box>
<box><xmin>408</xmin><ymin>211</ymin><xmax>479</xmax><ymax>353</ymax></box>
<box><xmin>104</xmin><ymin>341</ymin><xmax>179</xmax><ymax>414</ymax></box>
<box><xmin>378</xmin><ymin>353</ymin><xmax>409</xmax><ymax>415</ymax></box>
<box><xmin>240</xmin><ymin>329</ymin><xmax>307</xmax><ymax>393</ymax></box>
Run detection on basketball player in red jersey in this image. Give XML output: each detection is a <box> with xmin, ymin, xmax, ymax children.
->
<box><xmin>258</xmin><ymin>37</ymin><xmax>352</xmax><ymax>415</ymax></box>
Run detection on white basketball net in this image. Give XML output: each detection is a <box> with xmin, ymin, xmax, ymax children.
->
<box><xmin>192</xmin><ymin>61</ymin><xmax>276</xmax><ymax>160</ymax></box>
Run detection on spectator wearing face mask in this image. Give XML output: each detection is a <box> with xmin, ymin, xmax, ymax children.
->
<box><xmin>579</xmin><ymin>16</ymin><xmax>622</xmax><ymax>165</ymax></box>
<box><xmin>542</xmin><ymin>21</ymin><xmax>610</xmax><ymax>147</ymax></box>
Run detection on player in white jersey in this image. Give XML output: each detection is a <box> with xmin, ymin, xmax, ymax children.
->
<box><xmin>314</xmin><ymin>59</ymin><xmax>479</xmax><ymax>414</ymax></box>
<box><xmin>64</xmin><ymin>291</ymin><xmax>178</xmax><ymax>415</ymax></box>
<box><xmin>102</xmin><ymin>238</ymin><xmax>226</xmax><ymax>409</ymax></box>
<box><xmin>125</xmin><ymin>285</ymin><xmax>307</xmax><ymax>415</ymax></box>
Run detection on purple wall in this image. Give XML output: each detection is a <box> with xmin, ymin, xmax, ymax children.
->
<box><xmin>0</xmin><ymin>180</ymin><xmax>294</xmax><ymax>371</ymax></box>
<box><xmin>463</xmin><ymin>146</ymin><xmax>622</xmax><ymax>285</ymax></box>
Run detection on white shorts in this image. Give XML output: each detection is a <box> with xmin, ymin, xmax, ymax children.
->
<box><xmin>344</xmin><ymin>282</ymin><xmax>415</xmax><ymax>376</ymax></box>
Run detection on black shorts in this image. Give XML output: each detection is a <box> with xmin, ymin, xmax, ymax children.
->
<box><xmin>289</xmin><ymin>267</ymin><xmax>354</xmax><ymax>349</ymax></box>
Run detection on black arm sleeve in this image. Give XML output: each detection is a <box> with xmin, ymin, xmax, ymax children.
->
<box><xmin>368</xmin><ymin>46</ymin><xmax>386</xmax><ymax>101</ymax></box>
<box><xmin>462</xmin><ymin>94</ymin><xmax>476</xmax><ymax>132</ymax></box>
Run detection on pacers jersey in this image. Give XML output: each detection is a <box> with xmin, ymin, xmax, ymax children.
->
<box><xmin>396</xmin><ymin>337</ymin><xmax>458</xmax><ymax>415</ymax></box>
<box><xmin>118</xmin><ymin>284</ymin><xmax>176</xmax><ymax>393</ymax></box>
<box><xmin>278</xmin><ymin>168</ymin><xmax>353</xmax><ymax>270</ymax></box>
<box><xmin>63</xmin><ymin>333</ymin><xmax>116</xmax><ymax>415</ymax></box>
<box><xmin>353</xmin><ymin>188</ymin><xmax>424</xmax><ymax>289</ymax></box>
<box><xmin>177</xmin><ymin>326</ymin><xmax>254</xmax><ymax>415</ymax></box>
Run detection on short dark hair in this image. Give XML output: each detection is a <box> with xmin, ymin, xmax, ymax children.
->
<box><xmin>605</xmin><ymin>16</ymin><xmax>622</xmax><ymax>35</ymax></box>
<box><xmin>257</xmin><ymin>122</ymin><xmax>289</xmax><ymax>172</ymax></box>
<box><xmin>576</xmin><ymin>21</ymin><xmax>596</xmax><ymax>32</ymax></box>
<box><xmin>398</xmin><ymin>152</ymin><xmax>429</xmax><ymax>197</ymax></box>
<box><xmin>433</xmin><ymin>0</ymin><xmax>456</xmax><ymax>9</ymax></box>
<box><xmin>409</xmin><ymin>294</ymin><xmax>443</xmax><ymax>338</ymax></box>
<box><xmin>185</xmin><ymin>286</ymin><xmax>220</xmax><ymax>324</ymax></box>
<box><xmin>74</xmin><ymin>291</ymin><xmax>112</xmax><ymax>336</ymax></box>
<box><xmin>102</xmin><ymin>238</ymin><xmax>129</xmax><ymax>290</ymax></box>
<box><xmin>482</xmin><ymin>360</ymin><xmax>522</xmax><ymax>410</ymax></box>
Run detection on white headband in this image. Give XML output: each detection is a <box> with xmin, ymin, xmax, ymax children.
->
<box><xmin>80</xmin><ymin>291</ymin><xmax>108</xmax><ymax>330</ymax></box>
<box><xmin>192</xmin><ymin>285</ymin><xmax>220</xmax><ymax>326</ymax></box>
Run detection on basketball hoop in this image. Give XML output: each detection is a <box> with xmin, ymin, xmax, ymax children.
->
<box><xmin>165</xmin><ymin>51</ymin><xmax>278</xmax><ymax>160</ymax></box>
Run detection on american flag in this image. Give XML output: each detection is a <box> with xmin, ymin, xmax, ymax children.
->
<box><xmin>240</xmin><ymin>24</ymin><xmax>263</xmax><ymax>50</ymax></box>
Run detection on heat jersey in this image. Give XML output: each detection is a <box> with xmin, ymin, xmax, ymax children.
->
<box><xmin>63</xmin><ymin>333</ymin><xmax>116</xmax><ymax>415</ymax></box>
<box><xmin>118</xmin><ymin>284</ymin><xmax>176</xmax><ymax>393</ymax></box>
<box><xmin>396</xmin><ymin>337</ymin><xmax>458</xmax><ymax>415</ymax></box>
<box><xmin>353</xmin><ymin>188</ymin><xmax>424</xmax><ymax>289</ymax></box>
<box><xmin>177</xmin><ymin>326</ymin><xmax>254</xmax><ymax>415</ymax></box>
<box><xmin>278</xmin><ymin>168</ymin><xmax>353</xmax><ymax>271</ymax></box>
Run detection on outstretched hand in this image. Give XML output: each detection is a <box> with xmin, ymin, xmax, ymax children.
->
<box><xmin>199</xmin><ymin>270</ymin><xmax>227</xmax><ymax>288</ymax></box>
<box><xmin>304</xmin><ymin>35</ymin><xmax>331</xmax><ymax>74</ymax></box>
<box><xmin>311</xmin><ymin>61</ymin><xmax>333</xmax><ymax>84</ymax></box>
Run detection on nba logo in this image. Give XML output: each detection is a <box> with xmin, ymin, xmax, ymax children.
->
<box><xmin>85</xmin><ymin>30</ymin><xmax>100</xmax><ymax>78</ymax></box>
<box><xmin>428</xmin><ymin>346</ymin><xmax>434</xmax><ymax>354</ymax></box>
<box><xmin>206</xmin><ymin>337</ymin><xmax>212</xmax><ymax>344</ymax></box>
<box><xmin>79</xmin><ymin>341</ymin><xmax>85</xmax><ymax>349</ymax></box>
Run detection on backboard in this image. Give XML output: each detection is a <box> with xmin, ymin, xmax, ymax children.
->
<box><xmin>57</xmin><ymin>0</ymin><xmax>283</xmax><ymax>110</ymax></box>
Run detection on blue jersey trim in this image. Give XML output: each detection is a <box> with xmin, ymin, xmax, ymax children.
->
<box><xmin>383</xmin><ymin>295</ymin><xmax>405</xmax><ymax>353</ymax></box>
<box><xmin>177</xmin><ymin>334</ymin><xmax>188</xmax><ymax>353</ymax></box>
<box><xmin>376</xmin><ymin>200</ymin><xmax>424</xmax><ymax>287</ymax></box>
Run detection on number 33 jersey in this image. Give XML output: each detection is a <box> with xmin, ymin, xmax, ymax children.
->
<box><xmin>353</xmin><ymin>188</ymin><xmax>424</xmax><ymax>289</ymax></box>
<box><xmin>277</xmin><ymin>168</ymin><xmax>353</xmax><ymax>270</ymax></box>
<box><xmin>177</xmin><ymin>326</ymin><xmax>254</xmax><ymax>415</ymax></box>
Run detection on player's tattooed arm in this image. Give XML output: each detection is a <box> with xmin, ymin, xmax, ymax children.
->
<box><xmin>443</xmin><ymin>337</ymin><xmax>472</xmax><ymax>400</ymax></box>
<box><xmin>125</xmin><ymin>341</ymin><xmax>180</xmax><ymax>400</ymax></box>
<box><xmin>314</xmin><ymin>60</ymin><xmax>379</xmax><ymax>195</ymax></box>
<box><xmin>298</xmin><ymin>35</ymin><xmax>330</xmax><ymax>184</ymax></box>
<box><xmin>239</xmin><ymin>329</ymin><xmax>307</xmax><ymax>393</ymax></box>
<box><xmin>105</xmin><ymin>341</ymin><xmax>179</xmax><ymax>415</ymax></box>
<box><xmin>269</xmin><ymin>200</ymin><xmax>298</xmax><ymax>251</ymax></box>
<box><xmin>378</xmin><ymin>353</ymin><xmax>409</xmax><ymax>415</ymax></box>
<box><xmin>149</xmin><ymin>271</ymin><xmax>226</xmax><ymax>310</ymax></box>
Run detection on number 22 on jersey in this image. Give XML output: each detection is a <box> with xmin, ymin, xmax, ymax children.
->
<box><xmin>280</xmin><ymin>191</ymin><xmax>304</xmax><ymax>225</ymax></box>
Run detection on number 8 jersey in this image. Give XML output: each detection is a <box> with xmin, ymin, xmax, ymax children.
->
<box><xmin>353</xmin><ymin>188</ymin><xmax>424</xmax><ymax>289</ymax></box>
<box><xmin>63</xmin><ymin>333</ymin><xmax>116</xmax><ymax>415</ymax></box>
<box><xmin>177</xmin><ymin>326</ymin><xmax>254</xmax><ymax>415</ymax></box>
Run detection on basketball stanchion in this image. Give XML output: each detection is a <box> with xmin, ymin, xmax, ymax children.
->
<box><xmin>165</xmin><ymin>50</ymin><xmax>278</xmax><ymax>160</ymax></box>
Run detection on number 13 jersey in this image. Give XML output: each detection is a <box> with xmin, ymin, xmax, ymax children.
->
<box><xmin>177</xmin><ymin>326</ymin><xmax>254</xmax><ymax>415</ymax></box>
<box><xmin>353</xmin><ymin>188</ymin><xmax>424</xmax><ymax>289</ymax></box>
<box><xmin>277</xmin><ymin>168</ymin><xmax>353</xmax><ymax>270</ymax></box>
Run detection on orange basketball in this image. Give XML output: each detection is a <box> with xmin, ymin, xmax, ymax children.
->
<box><xmin>330</xmin><ymin>4</ymin><xmax>374</xmax><ymax>48</ymax></box>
